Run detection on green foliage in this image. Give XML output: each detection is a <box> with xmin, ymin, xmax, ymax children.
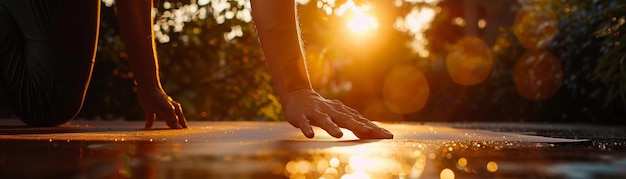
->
<box><xmin>546</xmin><ymin>0</ymin><xmax>626</xmax><ymax>111</ymax></box>
<box><xmin>154</xmin><ymin>1</ymin><xmax>281</xmax><ymax>121</ymax></box>
<box><xmin>82</xmin><ymin>1</ymin><xmax>281</xmax><ymax>121</ymax></box>
<box><xmin>590</xmin><ymin>2</ymin><xmax>626</xmax><ymax>105</ymax></box>
<box><xmin>486</xmin><ymin>0</ymin><xmax>625</xmax><ymax>122</ymax></box>
<box><xmin>79</xmin><ymin>0</ymin><xmax>623</xmax><ymax>123</ymax></box>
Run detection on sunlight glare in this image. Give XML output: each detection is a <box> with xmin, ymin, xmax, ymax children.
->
<box><xmin>347</xmin><ymin>12</ymin><xmax>379</xmax><ymax>33</ymax></box>
<box><xmin>337</xmin><ymin>0</ymin><xmax>379</xmax><ymax>34</ymax></box>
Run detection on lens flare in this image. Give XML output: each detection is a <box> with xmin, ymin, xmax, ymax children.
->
<box><xmin>446</xmin><ymin>37</ymin><xmax>493</xmax><ymax>86</ymax></box>
<box><xmin>513</xmin><ymin>5</ymin><xmax>558</xmax><ymax>49</ymax></box>
<box><xmin>513</xmin><ymin>50</ymin><xmax>563</xmax><ymax>100</ymax></box>
<box><xmin>383</xmin><ymin>65</ymin><xmax>430</xmax><ymax>114</ymax></box>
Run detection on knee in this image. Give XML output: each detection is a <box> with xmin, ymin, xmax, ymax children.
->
<box><xmin>18</xmin><ymin>91</ymin><xmax>85</xmax><ymax>127</ymax></box>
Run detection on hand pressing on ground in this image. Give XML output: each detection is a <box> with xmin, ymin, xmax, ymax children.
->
<box><xmin>281</xmin><ymin>89</ymin><xmax>393</xmax><ymax>139</ymax></box>
<box><xmin>138</xmin><ymin>87</ymin><xmax>188</xmax><ymax>129</ymax></box>
<box><xmin>116</xmin><ymin>0</ymin><xmax>187</xmax><ymax>129</ymax></box>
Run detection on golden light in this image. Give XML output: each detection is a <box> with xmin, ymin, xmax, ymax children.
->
<box><xmin>453</xmin><ymin>17</ymin><xmax>466</xmax><ymax>27</ymax></box>
<box><xmin>305</xmin><ymin>49</ymin><xmax>334</xmax><ymax>88</ymax></box>
<box><xmin>457</xmin><ymin>158</ymin><xmax>468</xmax><ymax>167</ymax></box>
<box><xmin>311</xmin><ymin>144</ymin><xmax>410</xmax><ymax>178</ymax></box>
<box><xmin>347</xmin><ymin>12</ymin><xmax>379</xmax><ymax>33</ymax></box>
<box><xmin>446</xmin><ymin>37</ymin><xmax>493</xmax><ymax>86</ymax></box>
<box><xmin>513</xmin><ymin>50</ymin><xmax>563</xmax><ymax>100</ymax></box>
<box><xmin>336</xmin><ymin>0</ymin><xmax>379</xmax><ymax>34</ymax></box>
<box><xmin>383</xmin><ymin>65</ymin><xmax>430</xmax><ymax>114</ymax></box>
<box><xmin>394</xmin><ymin>7</ymin><xmax>437</xmax><ymax>57</ymax></box>
<box><xmin>440</xmin><ymin>168</ymin><xmax>455</xmax><ymax>179</ymax></box>
<box><xmin>410</xmin><ymin>154</ymin><xmax>427</xmax><ymax>178</ymax></box>
<box><xmin>477</xmin><ymin>19</ymin><xmax>487</xmax><ymax>29</ymax></box>
<box><xmin>486</xmin><ymin>161</ymin><xmax>498</xmax><ymax>172</ymax></box>
<box><xmin>329</xmin><ymin>157</ymin><xmax>340</xmax><ymax>168</ymax></box>
<box><xmin>513</xmin><ymin>5</ymin><xmax>558</xmax><ymax>50</ymax></box>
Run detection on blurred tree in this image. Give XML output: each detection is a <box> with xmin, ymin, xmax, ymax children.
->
<box><xmin>417</xmin><ymin>0</ymin><xmax>625</xmax><ymax>123</ymax></box>
<box><xmin>74</xmin><ymin>0</ymin><xmax>626</xmax><ymax>124</ymax></box>
<box><xmin>82</xmin><ymin>0</ymin><xmax>280</xmax><ymax>121</ymax></box>
<box><xmin>480</xmin><ymin>0</ymin><xmax>625</xmax><ymax>123</ymax></box>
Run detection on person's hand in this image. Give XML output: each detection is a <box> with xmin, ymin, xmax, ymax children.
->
<box><xmin>137</xmin><ymin>87</ymin><xmax>188</xmax><ymax>129</ymax></box>
<box><xmin>281</xmin><ymin>89</ymin><xmax>393</xmax><ymax>139</ymax></box>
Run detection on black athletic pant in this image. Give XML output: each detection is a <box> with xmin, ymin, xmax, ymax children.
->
<box><xmin>0</xmin><ymin>0</ymin><xmax>100</xmax><ymax>126</ymax></box>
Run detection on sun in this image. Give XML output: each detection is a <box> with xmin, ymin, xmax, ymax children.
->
<box><xmin>336</xmin><ymin>0</ymin><xmax>379</xmax><ymax>34</ymax></box>
<box><xmin>347</xmin><ymin>11</ymin><xmax>379</xmax><ymax>33</ymax></box>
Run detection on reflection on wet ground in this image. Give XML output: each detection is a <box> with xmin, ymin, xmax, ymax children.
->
<box><xmin>0</xmin><ymin>121</ymin><xmax>625</xmax><ymax>178</ymax></box>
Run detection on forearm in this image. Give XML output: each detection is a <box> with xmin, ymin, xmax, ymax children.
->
<box><xmin>250</xmin><ymin>0</ymin><xmax>312</xmax><ymax>97</ymax></box>
<box><xmin>116</xmin><ymin>0</ymin><xmax>163</xmax><ymax>91</ymax></box>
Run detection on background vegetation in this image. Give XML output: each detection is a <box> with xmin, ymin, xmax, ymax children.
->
<box><xmin>1</xmin><ymin>0</ymin><xmax>622</xmax><ymax>124</ymax></box>
<box><xmin>77</xmin><ymin>0</ymin><xmax>626</xmax><ymax>123</ymax></box>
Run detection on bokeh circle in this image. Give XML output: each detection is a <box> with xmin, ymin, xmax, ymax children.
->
<box><xmin>513</xmin><ymin>5</ymin><xmax>559</xmax><ymax>50</ymax></box>
<box><xmin>513</xmin><ymin>50</ymin><xmax>563</xmax><ymax>100</ymax></box>
<box><xmin>446</xmin><ymin>37</ymin><xmax>494</xmax><ymax>86</ymax></box>
<box><xmin>383</xmin><ymin>65</ymin><xmax>430</xmax><ymax>114</ymax></box>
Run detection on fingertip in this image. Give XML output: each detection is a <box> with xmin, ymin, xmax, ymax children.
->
<box><xmin>333</xmin><ymin>130</ymin><xmax>344</xmax><ymax>138</ymax></box>
<box><xmin>144</xmin><ymin>113</ymin><xmax>155</xmax><ymax>129</ymax></box>
<box><xmin>301</xmin><ymin>127</ymin><xmax>315</xmax><ymax>138</ymax></box>
<box><xmin>167</xmin><ymin>122</ymin><xmax>183</xmax><ymax>129</ymax></box>
<box><xmin>373</xmin><ymin>129</ymin><xmax>394</xmax><ymax>139</ymax></box>
<box><xmin>178</xmin><ymin>114</ymin><xmax>188</xmax><ymax>128</ymax></box>
<box><xmin>164</xmin><ymin>116</ymin><xmax>182</xmax><ymax>129</ymax></box>
<box><xmin>327</xmin><ymin>125</ymin><xmax>344</xmax><ymax>138</ymax></box>
<box><xmin>174</xmin><ymin>103</ymin><xmax>188</xmax><ymax>128</ymax></box>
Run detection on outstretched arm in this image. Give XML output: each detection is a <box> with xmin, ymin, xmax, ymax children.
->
<box><xmin>115</xmin><ymin>0</ymin><xmax>188</xmax><ymax>129</ymax></box>
<box><xmin>250</xmin><ymin>0</ymin><xmax>392</xmax><ymax>139</ymax></box>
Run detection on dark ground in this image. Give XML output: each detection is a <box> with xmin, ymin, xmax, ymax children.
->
<box><xmin>0</xmin><ymin>119</ymin><xmax>625</xmax><ymax>179</ymax></box>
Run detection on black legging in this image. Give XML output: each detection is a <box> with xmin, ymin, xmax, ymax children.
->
<box><xmin>0</xmin><ymin>0</ymin><xmax>100</xmax><ymax>126</ymax></box>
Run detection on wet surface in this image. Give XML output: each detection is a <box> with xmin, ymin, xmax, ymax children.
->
<box><xmin>0</xmin><ymin>120</ymin><xmax>625</xmax><ymax>179</ymax></box>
